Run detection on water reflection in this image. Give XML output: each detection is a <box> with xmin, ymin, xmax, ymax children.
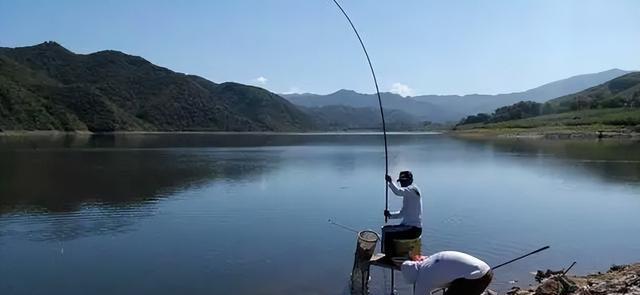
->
<box><xmin>0</xmin><ymin>148</ymin><xmax>281</xmax><ymax>214</ymax></box>
<box><xmin>1</xmin><ymin>203</ymin><xmax>156</xmax><ymax>242</ymax></box>
<box><xmin>1</xmin><ymin>133</ymin><xmax>640</xmax><ymax>295</ymax></box>
<box><xmin>456</xmin><ymin>137</ymin><xmax>640</xmax><ymax>185</ymax></box>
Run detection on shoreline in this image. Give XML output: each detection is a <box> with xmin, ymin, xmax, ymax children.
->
<box><xmin>3</xmin><ymin>128</ymin><xmax>639</xmax><ymax>141</ymax></box>
<box><xmin>507</xmin><ymin>263</ymin><xmax>640</xmax><ymax>295</ymax></box>
<box><xmin>450</xmin><ymin>127</ymin><xmax>640</xmax><ymax>140</ymax></box>
<box><xmin>0</xmin><ymin>130</ymin><xmax>444</xmax><ymax>136</ymax></box>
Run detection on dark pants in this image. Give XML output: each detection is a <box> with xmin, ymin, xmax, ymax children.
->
<box><xmin>381</xmin><ymin>225</ymin><xmax>422</xmax><ymax>256</ymax></box>
<box><xmin>444</xmin><ymin>270</ymin><xmax>493</xmax><ymax>295</ymax></box>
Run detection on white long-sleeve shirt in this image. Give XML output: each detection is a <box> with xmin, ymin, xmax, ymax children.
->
<box><xmin>387</xmin><ymin>182</ymin><xmax>422</xmax><ymax>228</ymax></box>
<box><xmin>401</xmin><ymin>251</ymin><xmax>491</xmax><ymax>295</ymax></box>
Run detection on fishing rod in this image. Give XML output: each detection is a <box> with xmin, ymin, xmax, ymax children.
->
<box><xmin>329</xmin><ymin>1</ymin><xmax>393</xmax><ymax>292</ymax></box>
<box><xmin>329</xmin><ymin>0</ymin><xmax>390</xmax><ymax>224</ymax></box>
<box><xmin>563</xmin><ymin>261</ymin><xmax>577</xmax><ymax>275</ymax></box>
<box><xmin>492</xmin><ymin>246</ymin><xmax>550</xmax><ymax>270</ymax></box>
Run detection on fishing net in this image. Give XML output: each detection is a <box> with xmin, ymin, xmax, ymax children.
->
<box><xmin>350</xmin><ymin>230</ymin><xmax>379</xmax><ymax>295</ymax></box>
<box><xmin>356</xmin><ymin>230</ymin><xmax>378</xmax><ymax>259</ymax></box>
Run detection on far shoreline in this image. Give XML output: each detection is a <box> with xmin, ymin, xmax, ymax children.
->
<box><xmin>0</xmin><ymin>130</ymin><xmax>444</xmax><ymax>136</ymax></box>
<box><xmin>450</xmin><ymin>127</ymin><xmax>640</xmax><ymax>141</ymax></box>
<box><xmin>4</xmin><ymin>128</ymin><xmax>640</xmax><ymax>141</ymax></box>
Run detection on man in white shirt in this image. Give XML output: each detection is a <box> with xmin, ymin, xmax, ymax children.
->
<box><xmin>401</xmin><ymin>251</ymin><xmax>493</xmax><ymax>295</ymax></box>
<box><xmin>382</xmin><ymin>170</ymin><xmax>422</xmax><ymax>256</ymax></box>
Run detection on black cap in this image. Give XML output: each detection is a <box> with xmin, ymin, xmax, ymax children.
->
<box><xmin>398</xmin><ymin>171</ymin><xmax>413</xmax><ymax>181</ymax></box>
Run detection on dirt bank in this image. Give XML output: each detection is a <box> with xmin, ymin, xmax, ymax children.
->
<box><xmin>505</xmin><ymin>263</ymin><xmax>640</xmax><ymax>295</ymax></box>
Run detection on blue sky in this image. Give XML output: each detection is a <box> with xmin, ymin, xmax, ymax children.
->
<box><xmin>1</xmin><ymin>0</ymin><xmax>639</xmax><ymax>96</ymax></box>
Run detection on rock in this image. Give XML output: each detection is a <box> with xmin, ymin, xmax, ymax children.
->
<box><xmin>516</xmin><ymin>263</ymin><xmax>640</xmax><ymax>295</ymax></box>
<box><xmin>573</xmin><ymin>287</ymin><xmax>592</xmax><ymax>295</ymax></box>
<box><xmin>506</xmin><ymin>286</ymin><xmax>534</xmax><ymax>295</ymax></box>
<box><xmin>609</xmin><ymin>264</ymin><xmax>627</xmax><ymax>272</ymax></box>
<box><xmin>536</xmin><ymin>269</ymin><xmax>565</xmax><ymax>283</ymax></box>
<box><xmin>535</xmin><ymin>278</ymin><xmax>562</xmax><ymax>295</ymax></box>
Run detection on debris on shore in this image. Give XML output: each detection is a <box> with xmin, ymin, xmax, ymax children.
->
<box><xmin>503</xmin><ymin>263</ymin><xmax>640</xmax><ymax>295</ymax></box>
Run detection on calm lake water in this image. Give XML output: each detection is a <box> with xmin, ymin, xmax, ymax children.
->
<box><xmin>1</xmin><ymin>133</ymin><xmax>640</xmax><ymax>295</ymax></box>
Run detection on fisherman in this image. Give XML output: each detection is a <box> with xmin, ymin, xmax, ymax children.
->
<box><xmin>401</xmin><ymin>251</ymin><xmax>493</xmax><ymax>295</ymax></box>
<box><xmin>382</xmin><ymin>170</ymin><xmax>422</xmax><ymax>256</ymax></box>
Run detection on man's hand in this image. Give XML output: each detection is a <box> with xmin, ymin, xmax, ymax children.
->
<box><xmin>385</xmin><ymin>174</ymin><xmax>392</xmax><ymax>182</ymax></box>
<box><xmin>384</xmin><ymin>210</ymin><xmax>391</xmax><ymax>218</ymax></box>
<box><xmin>410</xmin><ymin>254</ymin><xmax>427</xmax><ymax>261</ymax></box>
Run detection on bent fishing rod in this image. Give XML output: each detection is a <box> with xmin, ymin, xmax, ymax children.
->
<box><xmin>330</xmin><ymin>0</ymin><xmax>390</xmax><ymax>224</ymax></box>
<box><xmin>328</xmin><ymin>3</ymin><xmax>392</xmax><ymax>290</ymax></box>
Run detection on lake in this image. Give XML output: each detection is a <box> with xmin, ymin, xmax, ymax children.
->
<box><xmin>1</xmin><ymin>133</ymin><xmax>640</xmax><ymax>295</ymax></box>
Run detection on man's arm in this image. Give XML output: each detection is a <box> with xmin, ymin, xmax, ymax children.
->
<box><xmin>385</xmin><ymin>209</ymin><xmax>402</xmax><ymax>219</ymax></box>
<box><xmin>388</xmin><ymin>181</ymin><xmax>418</xmax><ymax>197</ymax></box>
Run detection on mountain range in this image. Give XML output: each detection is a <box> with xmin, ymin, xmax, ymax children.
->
<box><xmin>546</xmin><ymin>71</ymin><xmax>640</xmax><ymax>111</ymax></box>
<box><xmin>284</xmin><ymin>69</ymin><xmax>630</xmax><ymax>122</ymax></box>
<box><xmin>0</xmin><ymin>42</ymin><xmax>635</xmax><ymax>132</ymax></box>
<box><xmin>0</xmin><ymin>42</ymin><xmax>311</xmax><ymax>132</ymax></box>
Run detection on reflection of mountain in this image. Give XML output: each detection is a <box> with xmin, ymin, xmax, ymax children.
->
<box><xmin>1</xmin><ymin>204</ymin><xmax>156</xmax><ymax>242</ymax></box>
<box><xmin>456</xmin><ymin>137</ymin><xmax>640</xmax><ymax>185</ymax></box>
<box><xmin>0</xmin><ymin>136</ymin><xmax>282</xmax><ymax>214</ymax></box>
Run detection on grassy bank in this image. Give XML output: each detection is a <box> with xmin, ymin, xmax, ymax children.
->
<box><xmin>453</xmin><ymin>108</ymin><xmax>640</xmax><ymax>139</ymax></box>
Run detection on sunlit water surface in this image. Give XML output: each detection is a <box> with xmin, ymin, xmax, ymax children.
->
<box><xmin>1</xmin><ymin>133</ymin><xmax>640</xmax><ymax>294</ymax></box>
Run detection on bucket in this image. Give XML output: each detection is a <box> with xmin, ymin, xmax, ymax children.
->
<box><xmin>392</xmin><ymin>237</ymin><xmax>421</xmax><ymax>258</ymax></box>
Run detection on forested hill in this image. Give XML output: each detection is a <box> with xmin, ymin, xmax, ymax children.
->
<box><xmin>546</xmin><ymin>71</ymin><xmax>640</xmax><ymax>111</ymax></box>
<box><xmin>457</xmin><ymin>71</ymin><xmax>640</xmax><ymax>128</ymax></box>
<box><xmin>0</xmin><ymin>42</ymin><xmax>312</xmax><ymax>132</ymax></box>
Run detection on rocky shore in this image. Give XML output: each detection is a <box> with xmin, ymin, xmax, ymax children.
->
<box><xmin>503</xmin><ymin>263</ymin><xmax>640</xmax><ymax>295</ymax></box>
<box><xmin>451</xmin><ymin>127</ymin><xmax>640</xmax><ymax>140</ymax></box>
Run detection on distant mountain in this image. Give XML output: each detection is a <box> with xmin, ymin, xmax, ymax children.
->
<box><xmin>301</xmin><ymin>105</ymin><xmax>424</xmax><ymax>131</ymax></box>
<box><xmin>457</xmin><ymin>71</ymin><xmax>640</xmax><ymax>126</ymax></box>
<box><xmin>284</xmin><ymin>89</ymin><xmax>461</xmax><ymax>122</ymax></box>
<box><xmin>0</xmin><ymin>42</ymin><xmax>311</xmax><ymax>132</ymax></box>
<box><xmin>285</xmin><ymin>69</ymin><xmax>631</xmax><ymax>123</ymax></box>
<box><xmin>546</xmin><ymin>71</ymin><xmax>640</xmax><ymax>111</ymax></box>
<box><xmin>413</xmin><ymin>69</ymin><xmax>630</xmax><ymax>115</ymax></box>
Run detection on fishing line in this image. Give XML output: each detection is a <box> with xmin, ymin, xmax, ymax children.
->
<box><xmin>327</xmin><ymin>219</ymin><xmax>381</xmax><ymax>237</ymax></box>
<box><xmin>327</xmin><ymin>219</ymin><xmax>360</xmax><ymax>233</ymax></box>
<box><xmin>329</xmin><ymin>0</ymin><xmax>390</xmax><ymax>223</ymax></box>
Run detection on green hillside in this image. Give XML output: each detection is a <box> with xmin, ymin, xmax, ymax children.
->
<box><xmin>0</xmin><ymin>42</ymin><xmax>312</xmax><ymax>132</ymax></box>
<box><xmin>457</xmin><ymin>108</ymin><xmax>640</xmax><ymax>130</ymax></box>
<box><xmin>456</xmin><ymin>72</ymin><xmax>640</xmax><ymax>132</ymax></box>
<box><xmin>546</xmin><ymin>72</ymin><xmax>640</xmax><ymax>111</ymax></box>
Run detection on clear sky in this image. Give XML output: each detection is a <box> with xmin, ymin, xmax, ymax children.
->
<box><xmin>1</xmin><ymin>0</ymin><xmax>639</xmax><ymax>96</ymax></box>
